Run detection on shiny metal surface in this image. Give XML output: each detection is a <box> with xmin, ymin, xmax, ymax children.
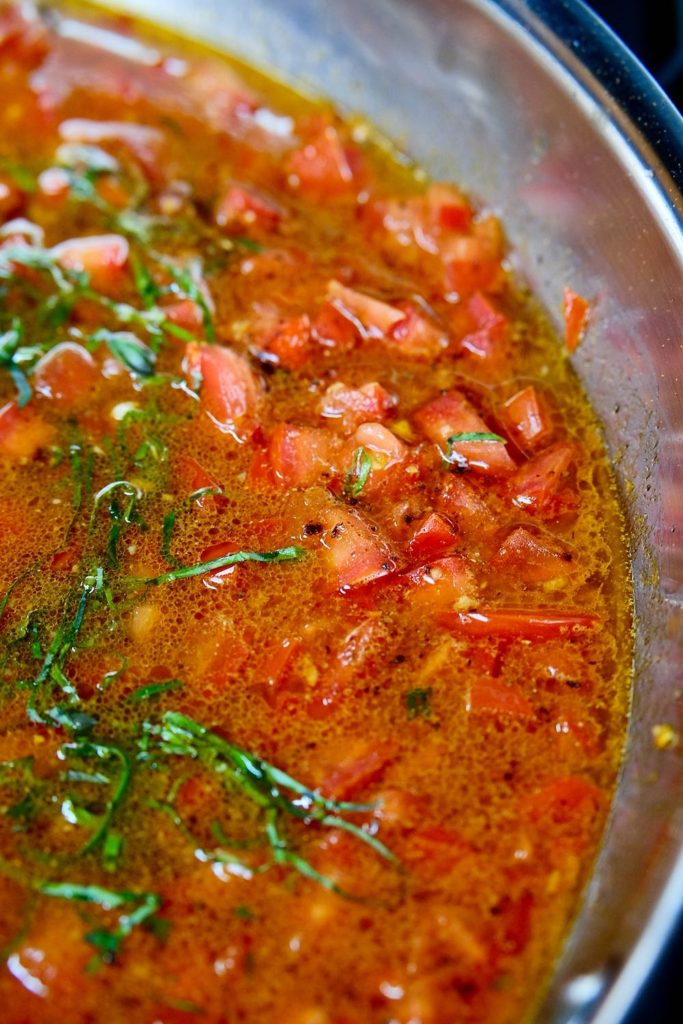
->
<box><xmin>77</xmin><ymin>0</ymin><xmax>683</xmax><ymax>1020</ymax></box>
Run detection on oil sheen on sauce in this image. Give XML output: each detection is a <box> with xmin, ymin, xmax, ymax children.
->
<box><xmin>0</xmin><ymin>4</ymin><xmax>631</xmax><ymax>1023</ymax></box>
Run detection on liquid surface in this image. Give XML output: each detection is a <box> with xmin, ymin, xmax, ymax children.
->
<box><xmin>0</xmin><ymin>5</ymin><xmax>631</xmax><ymax>1023</ymax></box>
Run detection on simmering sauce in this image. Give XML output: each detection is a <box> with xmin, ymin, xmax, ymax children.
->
<box><xmin>0</xmin><ymin>4</ymin><xmax>631</xmax><ymax>1022</ymax></box>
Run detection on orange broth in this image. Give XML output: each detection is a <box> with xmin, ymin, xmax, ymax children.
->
<box><xmin>0</xmin><ymin>4</ymin><xmax>631</xmax><ymax>1023</ymax></box>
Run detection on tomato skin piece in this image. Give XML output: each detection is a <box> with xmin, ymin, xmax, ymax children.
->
<box><xmin>50</xmin><ymin>233</ymin><xmax>129</xmax><ymax>290</ymax></box>
<box><xmin>260</xmin><ymin>314</ymin><xmax>314</xmax><ymax>370</ymax></box>
<box><xmin>413</xmin><ymin>389</ymin><xmax>515</xmax><ymax>475</ymax></box>
<box><xmin>348</xmin><ymin>421</ymin><xmax>407</xmax><ymax>471</ymax></box>
<box><xmin>311</xmin><ymin>301</ymin><xmax>358</xmax><ymax>352</ymax></box>
<box><xmin>525</xmin><ymin>775</ymin><xmax>604</xmax><ymax>826</ymax></box>
<box><xmin>503</xmin><ymin>385</ymin><xmax>551</xmax><ymax>448</ymax></box>
<box><xmin>327</xmin><ymin>279</ymin><xmax>405</xmax><ymax>338</ymax></box>
<box><xmin>509</xmin><ymin>442</ymin><xmax>575</xmax><ymax>514</ymax></box>
<box><xmin>33</xmin><ymin>341</ymin><xmax>99</xmax><ymax>409</ymax></box>
<box><xmin>404</xmin><ymin>824</ymin><xmax>472</xmax><ymax>874</ymax></box>
<box><xmin>185</xmin><ymin>342</ymin><xmax>261</xmax><ymax>435</ymax></box>
<box><xmin>407</xmin><ymin>511</ymin><xmax>458</xmax><ymax>562</ymax></box>
<box><xmin>286</xmin><ymin>126</ymin><xmax>360</xmax><ymax>198</ymax></box>
<box><xmin>319</xmin><ymin>507</ymin><xmax>396</xmax><ymax>591</ymax></box>
<box><xmin>320</xmin><ymin>740</ymin><xmax>397</xmax><ymax>800</ymax></box>
<box><xmin>0</xmin><ymin>401</ymin><xmax>54</xmax><ymax>460</ymax></box>
<box><xmin>493</xmin><ymin>526</ymin><xmax>576</xmax><ymax>584</ymax></box>
<box><xmin>436</xmin><ymin>476</ymin><xmax>493</xmax><ymax>538</ymax></box>
<box><xmin>388</xmin><ymin>303</ymin><xmax>446</xmax><ymax>360</ymax></box>
<box><xmin>403</xmin><ymin>554</ymin><xmax>478</xmax><ymax>612</ymax></box>
<box><xmin>319</xmin><ymin>380</ymin><xmax>395</xmax><ymax>432</ymax></box>
<box><xmin>467</xmin><ymin>678</ymin><xmax>534</xmax><ymax>718</ymax></box>
<box><xmin>162</xmin><ymin>298</ymin><xmax>204</xmax><ymax>335</ymax></box>
<box><xmin>215</xmin><ymin>183</ymin><xmax>283</xmax><ymax>230</ymax></box>
<box><xmin>443</xmin><ymin>216</ymin><xmax>505</xmax><ymax>296</ymax></box>
<box><xmin>563</xmin><ymin>287</ymin><xmax>589</xmax><ymax>352</ymax></box>
<box><xmin>437</xmin><ymin>608</ymin><xmax>602</xmax><ymax>639</ymax></box>
<box><xmin>269</xmin><ymin>423</ymin><xmax>335</xmax><ymax>487</ymax></box>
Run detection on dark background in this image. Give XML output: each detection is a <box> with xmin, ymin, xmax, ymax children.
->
<box><xmin>581</xmin><ymin>3</ymin><xmax>682</xmax><ymax>1022</ymax></box>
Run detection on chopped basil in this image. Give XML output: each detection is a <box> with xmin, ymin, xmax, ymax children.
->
<box><xmin>132</xmin><ymin>545</ymin><xmax>305</xmax><ymax>587</ymax></box>
<box><xmin>406</xmin><ymin>687</ymin><xmax>432</xmax><ymax>720</ymax></box>
<box><xmin>39</xmin><ymin>883</ymin><xmax>161</xmax><ymax>963</ymax></box>
<box><xmin>140</xmin><ymin>710</ymin><xmax>398</xmax><ymax>898</ymax></box>
<box><xmin>344</xmin><ymin>446</ymin><xmax>373</xmax><ymax>498</ymax></box>
<box><xmin>92</xmin><ymin>328</ymin><xmax>156</xmax><ymax>377</ymax></box>
<box><xmin>130</xmin><ymin>679</ymin><xmax>184</xmax><ymax>702</ymax></box>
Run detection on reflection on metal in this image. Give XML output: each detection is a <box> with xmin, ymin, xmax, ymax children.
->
<box><xmin>71</xmin><ymin>0</ymin><xmax>683</xmax><ymax>1020</ymax></box>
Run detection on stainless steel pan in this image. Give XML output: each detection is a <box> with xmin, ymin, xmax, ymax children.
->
<box><xmin>63</xmin><ymin>1</ymin><xmax>683</xmax><ymax>1020</ymax></box>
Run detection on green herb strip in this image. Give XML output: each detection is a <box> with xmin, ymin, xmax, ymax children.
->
<box><xmin>132</xmin><ymin>546</ymin><xmax>305</xmax><ymax>587</ymax></box>
<box><xmin>130</xmin><ymin>679</ymin><xmax>183</xmax><ymax>702</ymax></box>
<box><xmin>38</xmin><ymin>882</ymin><xmax>161</xmax><ymax>962</ymax></box>
<box><xmin>146</xmin><ymin>711</ymin><xmax>398</xmax><ymax>898</ymax></box>
<box><xmin>405</xmin><ymin>687</ymin><xmax>432</xmax><ymax>720</ymax></box>
<box><xmin>344</xmin><ymin>446</ymin><xmax>373</xmax><ymax>498</ymax></box>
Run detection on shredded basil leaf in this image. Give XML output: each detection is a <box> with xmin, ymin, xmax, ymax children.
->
<box><xmin>344</xmin><ymin>446</ymin><xmax>373</xmax><ymax>498</ymax></box>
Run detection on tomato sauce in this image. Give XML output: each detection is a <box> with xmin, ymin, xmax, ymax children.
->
<box><xmin>0</xmin><ymin>4</ymin><xmax>632</xmax><ymax>1023</ymax></box>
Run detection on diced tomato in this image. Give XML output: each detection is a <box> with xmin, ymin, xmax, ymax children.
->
<box><xmin>436</xmin><ymin>476</ymin><xmax>493</xmax><ymax>537</ymax></box>
<box><xmin>174</xmin><ymin>454</ymin><xmax>223</xmax><ymax>505</ymax></box>
<box><xmin>50</xmin><ymin>544</ymin><xmax>82</xmax><ymax>572</ymax></box>
<box><xmin>58</xmin><ymin>119</ymin><xmax>164</xmax><ymax>177</ymax></box>
<box><xmin>443</xmin><ymin>216</ymin><xmax>505</xmax><ymax>296</ymax></box>
<box><xmin>413</xmin><ymin>389</ymin><xmax>515</xmax><ymax>474</ymax></box>
<box><xmin>0</xmin><ymin>4</ymin><xmax>48</xmax><ymax>62</ymax></box>
<box><xmin>255</xmin><ymin>637</ymin><xmax>300</xmax><ymax>706</ymax></box>
<box><xmin>181</xmin><ymin>60</ymin><xmax>259</xmax><ymax>129</ymax></box>
<box><xmin>184</xmin><ymin>342</ymin><xmax>261</xmax><ymax>435</ymax></box>
<box><xmin>427</xmin><ymin>183</ymin><xmax>473</xmax><ymax>233</ymax></box>
<box><xmin>319</xmin><ymin>507</ymin><xmax>396</xmax><ymax>591</ymax></box>
<box><xmin>188</xmin><ymin>620</ymin><xmax>250</xmax><ymax>691</ymax></box>
<box><xmin>259</xmin><ymin>314</ymin><xmax>315</xmax><ymax>370</ymax></box>
<box><xmin>437</xmin><ymin>608</ymin><xmax>602</xmax><ymax>639</ymax></box>
<box><xmin>407</xmin><ymin>511</ymin><xmax>458</xmax><ymax>561</ymax></box>
<box><xmin>467</xmin><ymin>678</ymin><xmax>534</xmax><ymax>718</ymax></box>
<box><xmin>503</xmin><ymin>385</ymin><xmax>551</xmax><ymax>448</ymax></box>
<box><xmin>0</xmin><ymin>401</ymin><xmax>54</xmax><ymax>460</ymax></box>
<box><xmin>312</xmin><ymin>300</ymin><xmax>359</xmax><ymax>350</ymax></box>
<box><xmin>33</xmin><ymin>342</ymin><xmax>99</xmax><ymax>409</ymax></box>
<box><xmin>320</xmin><ymin>740</ymin><xmax>396</xmax><ymax>800</ymax></box>
<box><xmin>388</xmin><ymin>303</ymin><xmax>446</xmax><ymax>360</ymax></box>
<box><xmin>286</xmin><ymin>127</ymin><xmax>361</xmax><ymax>198</ymax></box>
<box><xmin>509</xmin><ymin>443</ymin><xmax>575</xmax><ymax>514</ymax></box>
<box><xmin>248</xmin><ymin>443</ymin><xmax>277</xmax><ymax>490</ymax></box>
<box><xmin>372</xmin><ymin>788</ymin><xmax>426</xmax><ymax>829</ymax></box>
<box><xmin>215</xmin><ymin>183</ymin><xmax>283</xmax><ymax>230</ymax></box>
<box><xmin>458</xmin><ymin>291</ymin><xmax>508</xmax><ymax>368</ymax></box>
<box><xmin>525</xmin><ymin>775</ymin><xmax>604</xmax><ymax>827</ymax></box>
<box><xmin>348</xmin><ymin>422</ymin><xmax>407</xmax><ymax>472</ymax></box>
<box><xmin>371</xmin><ymin>182</ymin><xmax>473</xmax><ymax>256</ymax></box>
<box><xmin>563</xmin><ymin>287</ymin><xmax>589</xmax><ymax>352</ymax></box>
<box><xmin>198</xmin><ymin>540</ymin><xmax>243</xmax><ymax>587</ymax></box>
<box><xmin>50</xmin><ymin>233</ymin><xmax>129</xmax><ymax>290</ymax></box>
<box><xmin>269</xmin><ymin>423</ymin><xmax>336</xmax><ymax>487</ymax></box>
<box><xmin>553</xmin><ymin>708</ymin><xmax>602</xmax><ymax>757</ymax></box>
<box><xmin>0</xmin><ymin>174</ymin><xmax>22</xmax><ymax>219</ymax></box>
<box><xmin>327</xmin><ymin>280</ymin><xmax>405</xmax><ymax>339</ymax></box>
<box><xmin>494</xmin><ymin>890</ymin><xmax>534</xmax><ymax>956</ymax></box>
<box><xmin>493</xmin><ymin>527</ymin><xmax>575</xmax><ymax>584</ymax></box>
<box><xmin>403</xmin><ymin>554</ymin><xmax>478</xmax><ymax>612</ymax></box>
<box><xmin>162</xmin><ymin>298</ymin><xmax>204</xmax><ymax>335</ymax></box>
<box><xmin>319</xmin><ymin>381</ymin><xmax>395</xmax><ymax>432</ymax></box>
<box><xmin>405</xmin><ymin>824</ymin><xmax>472</xmax><ymax>873</ymax></box>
